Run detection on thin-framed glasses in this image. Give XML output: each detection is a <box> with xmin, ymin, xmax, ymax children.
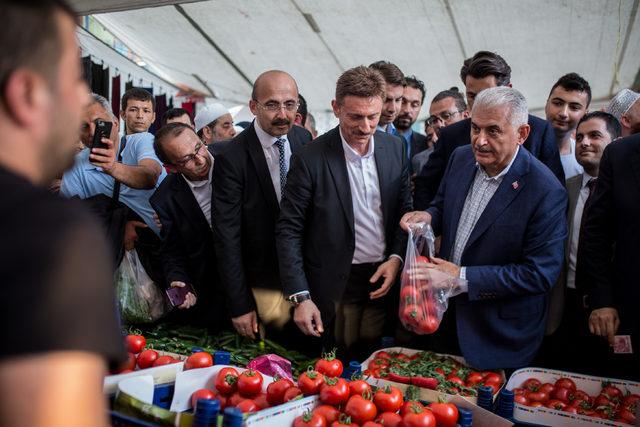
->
<box><xmin>426</xmin><ymin>110</ymin><xmax>463</xmax><ymax>126</ymax></box>
<box><xmin>175</xmin><ymin>141</ymin><xmax>205</xmax><ymax>167</ymax></box>
<box><xmin>255</xmin><ymin>100</ymin><xmax>299</xmax><ymax>112</ymax></box>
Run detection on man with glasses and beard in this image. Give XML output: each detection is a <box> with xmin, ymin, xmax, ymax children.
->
<box><xmin>0</xmin><ymin>1</ymin><xmax>124</xmax><ymax>425</ymax></box>
<box><xmin>212</xmin><ymin>70</ymin><xmax>312</xmax><ymax>340</ymax></box>
<box><xmin>394</xmin><ymin>76</ymin><xmax>428</xmax><ymax>174</ymax></box>
<box><xmin>150</xmin><ymin>123</ymin><xmax>227</xmax><ymax>329</ymax></box>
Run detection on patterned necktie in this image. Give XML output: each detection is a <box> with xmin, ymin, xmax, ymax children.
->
<box><xmin>275</xmin><ymin>138</ymin><xmax>287</xmax><ymax>198</ymax></box>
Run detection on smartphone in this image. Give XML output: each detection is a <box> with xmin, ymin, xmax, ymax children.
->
<box><xmin>166</xmin><ymin>283</ymin><xmax>197</xmax><ymax>307</ymax></box>
<box><xmin>91</xmin><ymin>119</ymin><xmax>112</xmax><ymax>150</ymax></box>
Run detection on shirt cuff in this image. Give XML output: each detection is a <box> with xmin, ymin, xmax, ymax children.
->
<box><xmin>458</xmin><ymin>267</ymin><xmax>469</xmax><ymax>293</ymax></box>
<box><xmin>287</xmin><ymin>290</ymin><xmax>310</xmax><ymax>299</ymax></box>
<box><xmin>389</xmin><ymin>254</ymin><xmax>403</xmax><ymax>266</ymax></box>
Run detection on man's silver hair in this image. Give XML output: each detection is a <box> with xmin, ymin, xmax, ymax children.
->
<box><xmin>472</xmin><ymin>86</ymin><xmax>528</xmax><ymax>128</ymax></box>
<box><xmin>90</xmin><ymin>93</ymin><xmax>115</xmax><ymax>118</ymax></box>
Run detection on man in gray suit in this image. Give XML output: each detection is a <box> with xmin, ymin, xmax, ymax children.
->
<box><xmin>544</xmin><ymin>111</ymin><xmax>621</xmax><ymax>371</ymax></box>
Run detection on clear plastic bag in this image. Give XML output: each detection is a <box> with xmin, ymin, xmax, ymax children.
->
<box><xmin>116</xmin><ymin>249</ymin><xmax>168</xmax><ymax>324</ymax></box>
<box><xmin>398</xmin><ymin>223</ymin><xmax>467</xmax><ymax>334</ymax></box>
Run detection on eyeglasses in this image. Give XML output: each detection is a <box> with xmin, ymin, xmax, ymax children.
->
<box><xmin>175</xmin><ymin>141</ymin><xmax>205</xmax><ymax>167</ymax></box>
<box><xmin>426</xmin><ymin>110</ymin><xmax>463</xmax><ymax>126</ymax></box>
<box><xmin>255</xmin><ymin>100</ymin><xmax>299</xmax><ymax>112</ymax></box>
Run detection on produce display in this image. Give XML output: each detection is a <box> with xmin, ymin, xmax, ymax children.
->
<box><xmin>363</xmin><ymin>349</ymin><xmax>503</xmax><ymax>397</ymax></box>
<box><xmin>124</xmin><ymin>323</ymin><xmax>316</xmax><ymax>376</ymax></box>
<box><xmin>113</xmin><ymin>333</ymin><xmax>182</xmax><ymax>373</ymax></box>
<box><xmin>512</xmin><ymin>375</ymin><xmax>638</xmax><ymax>425</ymax></box>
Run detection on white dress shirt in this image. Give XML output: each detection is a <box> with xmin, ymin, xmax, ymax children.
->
<box><xmin>182</xmin><ymin>151</ymin><xmax>214</xmax><ymax>228</ymax></box>
<box><xmin>254</xmin><ymin>120</ymin><xmax>291</xmax><ymax>202</ymax></box>
<box><xmin>454</xmin><ymin>146</ymin><xmax>520</xmax><ymax>289</ymax></box>
<box><xmin>560</xmin><ymin>138</ymin><xmax>584</xmax><ymax>180</ymax></box>
<box><xmin>566</xmin><ymin>173</ymin><xmax>597</xmax><ymax>289</ymax></box>
<box><xmin>340</xmin><ymin>131</ymin><xmax>387</xmax><ymax>264</ymax></box>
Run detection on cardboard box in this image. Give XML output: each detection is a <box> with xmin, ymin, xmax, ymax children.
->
<box><xmin>506</xmin><ymin>367</ymin><xmax>640</xmax><ymax>427</ymax></box>
<box><xmin>361</xmin><ymin>346</ymin><xmax>505</xmax><ymax>405</ymax></box>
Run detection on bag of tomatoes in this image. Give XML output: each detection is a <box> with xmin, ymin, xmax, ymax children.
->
<box><xmin>399</xmin><ymin>223</ymin><xmax>466</xmax><ymax>335</ymax></box>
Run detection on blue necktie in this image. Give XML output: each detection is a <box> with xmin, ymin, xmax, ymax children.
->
<box><xmin>275</xmin><ymin>138</ymin><xmax>287</xmax><ymax>198</ymax></box>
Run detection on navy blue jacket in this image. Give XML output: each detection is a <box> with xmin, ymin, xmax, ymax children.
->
<box><xmin>428</xmin><ymin>145</ymin><xmax>567</xmax><ymax>369</ymax></box>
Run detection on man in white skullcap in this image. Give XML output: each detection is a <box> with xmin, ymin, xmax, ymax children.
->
<box><xmin>606</xmin><ymin>89</ymin><xmax>640</xmax><ymax>137</ymax></box>
<box><xmin>195</xmin><ymin>103</ymin><xmax>236</xmax><ymax>144</ymax></box>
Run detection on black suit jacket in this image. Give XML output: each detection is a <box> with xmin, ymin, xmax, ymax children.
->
<box><xmin>149</xmin><ymin>145</ymin><xmax>223</xmax><ymax>326</ymax></box>
<box><xmin>211</xmin><ymin>122</ymin><xmax>311</xmax><ymax>317</ymax></box>
<box><xmin>276</xmin><ymin>127</ymin><xmax>413</xmax><ymax>322</ymax></box>
<box><xmin>410</xmin><ymin>131</ymin><xmax>428</xmax><ymax>159</ymax></box>
<box><xmin>413</xmin><ymin>115</ymin><xmax>564</xmax><ymax>209</ymax></box>
<box><xmin>578</xmin><ymin>134</ymin><xmax>640</xmax><ymax>335</ymax></box>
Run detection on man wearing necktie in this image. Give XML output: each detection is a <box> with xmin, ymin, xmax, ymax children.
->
<box><xmin>542</xmin><ymin>112</ymin><xmax>621</xmax><ymax>373</ymax></box>
<box><xmin>212</xmin><ymin>70</ymin><xmax>312</xmax><ymax>339</ymax></box>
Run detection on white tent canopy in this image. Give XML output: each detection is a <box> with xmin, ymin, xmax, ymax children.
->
<box><xmin>74</xmin><ymin>0</ymin><xmax>639</xmax><ymax>128</ymax></box>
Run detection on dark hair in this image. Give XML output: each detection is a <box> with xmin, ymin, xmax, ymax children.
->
<box><xmin>336</xmin><ymin>66</ymin><xmax>386</xmax><ymax>105</ymax></box>
<box><xmin>431</xmin><ymin>87</ymin><xmax>467</xmax><ymax>111</ymax></box>
<box><xmin>121</xmin><ymin>87</ymin><xmax>155</xmax><ymax>111</ymax></box>
<box><xmin>162</xmin><ymin>108</ymin><xmax>192</xmax><ymax>126</ymax></box>
<box><xmin>369</xmin><ymin>61</ymin><xmax>406</xmax><ymax>87</ymax></box>
<box><xmin>297</xmin><ymin>93</ymin><xmax>308</xmax><ymax>126</ymax></box>
<box><xmin>460</xmin><ymin>51</ymin><xmax>511</xmax><ymax>86</ymax></box>
<box><xmin>405</xmin><ymin>75</ymin><xmax>426</xmax><ymax>103</ymax></box>
<box><xmin>577</xmin><ymin>111</ymin><xmax>622</xmax><ymax>140</ymax></box>
<box><xmin>154</xmin><ymin>123</ymin><xmax>195</xmax><ymax>164</ymax></box>
<box><xmin>549</xmin><ymin>72</ymin><xmax>592</xmax><ymax>106</ymax></box>
<box><xmin>0</xmin><ymin>0</ymin><xmax>75</xmax><ymax>95</ymax></box>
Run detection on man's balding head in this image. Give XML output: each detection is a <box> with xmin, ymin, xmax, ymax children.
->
<box><xmin>249</xmin><ymin>70</ymin><xmax>299</xmax><ymax>137</ymax></box>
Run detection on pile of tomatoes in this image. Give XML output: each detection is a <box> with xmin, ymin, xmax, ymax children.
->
<box><xmin>512</xmin><ymin>376</ymin><xmax>638</xmax><ymax>425</ymax></box>
<box><xmin>399</xmin><ymin>256</ymin><xmax>442</xmax><ymax>335</ymax></box>
<box><xmin>113</xmin><ymin>334</ymin><xmax>182</xmax><ymax>373</ymax></box>
<box><xmin>363</xmin><ymin>350</ymin><xmax>503</xmax><ymax>396</ymax></box>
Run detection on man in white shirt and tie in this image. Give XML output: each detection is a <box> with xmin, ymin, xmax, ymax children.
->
<box><xmin>212</xmin><ymin>70</ymin><xmax>312</xmax><ymax>339</ymax></box>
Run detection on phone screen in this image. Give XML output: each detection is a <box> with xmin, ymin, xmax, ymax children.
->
<box><xmin>91</xmin><ymin>119</ymin><xmax>112</xmax><ymax>150</ymax></box>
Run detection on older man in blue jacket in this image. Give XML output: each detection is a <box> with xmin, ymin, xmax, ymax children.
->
<box><xmin>401</xmin><ymin>87</ymin><xmax>567</xmax><ymax>370</ymax></box>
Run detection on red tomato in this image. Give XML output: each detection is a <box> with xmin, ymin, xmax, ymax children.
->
<box><xmin>400</xmin><ymin>401</ymin><xmax>425</xmax><ymax>417</ymax></box>
<box><xmin>115</xmin><ymin>352</ymin><xmax>137</xmax><ymax>373</ymax></box>
<box><xmin>136</xmin><ymin>349</ymin><xmax>158</xmax><ymax>369</ymax></box>
<box><xmin>526</xmin><ymin>390</ymin><xmax>549</xmax><ymax>403</ymax></box>
<box><xmin>546</xmin><ymin>399</ymin><xmax>567</xmax><ymax>410</ymax></box>
<box><xmin>190</xmin><ymin>388</ymin><xmax>216</xmax><ymax>408</ymax></box>
<box><xmin>283</xmin><ymin>387</ymin><xmax>303</xmax><ymax>402</ymax></box>
<box><xmin>446</xmin><ymin>374</ymin><xmax>465</xmax><ymax>387</ymax></box>
<box><xmin>465</xmin><ymin>372</ymin><xmax>485</xmax><ymax>387</ymax></box>
<box><xmin>236</xmin><ymin>399</ymin><xmax>259</xmax><ymax>413</ymax></box>
<box><xmin>529</xmin><ymin>401</ymin><xmax>544</xmax><ymax>408</ymax></box>
<box><xmin>512</xmin><ymin>387</ymin><xmax>526</xmax><ymax>395</ymax></box>
<box><xmin>415</xmin><ymin>315</ymin><xmax>440</xmax><ymax>334</ymax></box>
<box><xmin>563</xmin><ymin>405</ymin><xmax>579</xmax><ymax>414</ymax></box>
<box><xmin>572</xmin><ymin>389</ymin><xmax>592</xmax><ymax>404</ymax></box>
<box><xmin>400</xmin><ymin>286</ymin><xmax>421</xmax><ymax>305</ymax></box>
<box><xmin>373</xmin><ymin>385</ymin><xmax>404</xmax><ymax>413</ymax></box>
<box><xmin>623</xmin><ymin>393</ymin><xmax>640</xmax><ymax>408</ymax></box>
<box><xmin>483</xmin><ymin>372</ymin><xmax>502</xmax><ymax>385</ymax></box>
<box><xmin>554</xmin><ymin>378</ymin><xmax>576</xmax><ymax>392</ymax></box>
<box><xmin>227</xmin><ymin>392</ymin><xmax>244</xmax><ymax>407</ymax></box>
<box><xmin>369</xmin><ymin>359</ymin><xmax>390</xmax><ymax>370</ymax></box>
<box><xmin>601</xmin><ymin>383</ymin><xmax>623</xmax><ymax>400</ymax></box>
<box><xmin>374</xmin><ymin>351</ymin><xmax>391</xmax><ymax>360</ymax></box>
<box><xmin>313</xmin><ymin>404</ymin><xmax>341</xmax><ymax>424</ymax></box>
<box><xmin>402</xmin><ymin>405</ymin><xmax>436</xmax><ymax>427</ymax></box>
<box><xmin>253</xmin><ymin>392</ymin><xmax>269</xmax><ymax>409</ymax></box>
<box><xmin>401</xmin><ymin>304</ymin><xmax>423</xmax><ymax>327</ymax></box>
<box><xmin>362</xmin><ymin>422</ymin><xmax>383</xmax><ymax>427</ymax></box>
<box><xmin>593</xmin><ymin>394</ymin><xmax>611</xmax><ymax>408</ymax></box>
<box><xmin>345</xmin><ymin>394</ymin><xmax>378</xmax><ymax>424</ymax></box>
<box><xmin>266</xmin><ymin>377</ymin><xmax>294</xmax><ymax>405</ymax></box>
<box><xmin>551</xmin><ymin>387</ymin><xmax>573</xmax><ymax>402</ymax></box>
<box><xmin>298</xmin><ymin>369</ymin><xmax>325</xmax><ymax>395</ymax></box>
<box><xmin>319</xmin><ymin>377</ymin><xmax>349</xmax><ymax>406</ymax></box>
<box><xmin>294</xmin><ymin>411</ymin><xmax>327</xmax><ymax>427</ymax></box>
<box><xmin>215</xmin><ymin>367</ymin><xmax>239</xmax><ymax>395</ymax></box>
<box><xmin>184</xmin><ymin>352</ymin><xmax>213</xmax><ymax>370</ymax></box>
<box><xmin>428</xmin><ymin>402</ymin><xmax>459</xmax><ymax>427</ymax></box>
<box><xmin>514</xmin><ymin>394</ymin><xmax>529</xmax><ymax>405</ymax></box>
<box><xmin>483</xmin><ymin>382</ymin><xmax>500</xmax><ymax>395</ymax></box>
<box><xmin>331</xmin><ymin>419</ymin><xmax>355</xmax><ymax>427</ymax></box>
<box><xmin>538</xmin><ymin>383</ymin><xmax>555</xmax><ymax>395</ymax></box>
<box><xmin>237</xmin><ymin>369</ymin><xmax>263</xmax><ymax>398</ymax></box>
<box><xmin>394</xmin><ymin>353</ymin><xmax>411</xmax><ymax>362</ymax></box>
<box><xmin>416</xmin><ymin>256</ymin><xmax>430</xmax><ymax>264</ymax></box>
<box><xmin>315</xmin><ymin>351</ymin><xmax>344</xmax><ymax>378</ymax></box>
<box><xmin>349</xmin><ymin>379</ymin><xmax>372</xmax><ymax>397</ymax></box>
<box><xmin>125</xmin><ymin>334</ymin><xmax>146</xmax><ymax>354</ymax></box>
<box><xmin>618</xmin><ymin>407</ymin><xmax>637</xmax><ymax>424</ymax></box>
<box><xmin>375</xmin><ymin>412</ymin><xmax>402</xmax><ymax>427</ymax></box>
<box><xmin>522</xmin><ymin>378</ymin><xmax>542</xmax><ymax>391</ymax></box>
<box><xmin>152</xmin><ymin>355</ymin><xmax>177</xmax><ymax>367</ymax></box>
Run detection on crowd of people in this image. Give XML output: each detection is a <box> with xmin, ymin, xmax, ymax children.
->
<box><xmin>2</xmin><ymin>0</ymin><xmax>640</xmax><ymax>425</ymax></box>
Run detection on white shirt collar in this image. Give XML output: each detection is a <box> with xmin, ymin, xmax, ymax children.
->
<box><xmin>476</xmin><ymin>145</ymin><xmax>520</xmax><ymax>180</ymax></box>
<box><xmin>182</xmin><ymin>150</ymin><xmax>214</xmax><ymax>189</ymax></box>
<box><xmin>581</xmin><ymin>172</ymin><xmax>597</xmax><ymax>188</ymax></box>
<box><xmin>254</xmin><ymin>119</ymin><xmax>288</xmax><ymax>149</ymax></box>
<box><xmin>340</xmin><ymin>129</ymin><xmax>375</xmax><ymax>162</ymax></box>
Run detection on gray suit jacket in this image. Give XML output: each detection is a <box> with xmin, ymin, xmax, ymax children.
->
<box><xmin>546</xmin><ymin>174</ymin><xmax>582</xmax><ymax>334</ymax></box>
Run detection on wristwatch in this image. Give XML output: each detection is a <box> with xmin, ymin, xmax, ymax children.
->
<box><xmin>287</xmin><ymin>291</ymin><xmax>312</xmax><ymax>307</ymax></box>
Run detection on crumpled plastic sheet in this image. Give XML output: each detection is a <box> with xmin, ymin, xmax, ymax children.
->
<box><xmin>247</xmin><ymin>354</ymin><xmax>293</xmax><ymax>381</ymax></box>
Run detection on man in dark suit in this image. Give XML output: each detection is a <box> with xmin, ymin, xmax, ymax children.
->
<box><xmin>212</xmin><ymin>70</ymin><xmax>312</xmax><ymax>339</ymax></box>
<box><xmin>277</xmin><ymin>66</ymin><xmax>412</xmax><ymax>360</ymax></box>
<box><xmin>578</xmin><ymin>132</ymin><xmax>640</xmax><ymax>381</ymax></box>
<box><xmin>413</xmin><ymin>51</ymin><xmax>564</xmax><ymax>210</ymax></box>
<box><xmin>542</xmin><ymin>112</ymin><xmax>620</xmax><ymax>372</ymax></box>
<box><xmin>401</xmin><ymin>87</ymin><xmax>567</xmax><ymax>369</ymax></box>
<box><xmin>394</xmin><ymin>75</ymin><xmax>429</xmax><ymax>173</ymax></box>
<box><xmin>150</xmin><ymin>123</ymin><xmax>228</xmax><ymax>329</ymax></box>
